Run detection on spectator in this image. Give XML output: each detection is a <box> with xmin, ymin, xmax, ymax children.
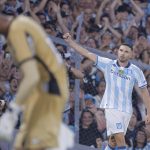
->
<box><xmin>133</xmin><ymin>127</ymin><xmax>147</xmax><ymax>149</ymax></box>
<box><xmin>84</xmin><ymin>93</ymin><xmax>96</xmax><ymax>109</ymax></box>
<box><xmin>79</xmin><ymin>109</ymin><xmax>102</xmax><ymax>148</ymax></box>
<box><xmin>94</xmin><ymin>79</ymin><xmax>106</xmax><ymax>108</ymax></box>
<box><xmin>126</xmin><ymin>112</ymin><xmax>138</xmax><ymax>147</ymax></box>
<box><xmin>144</xmin><ymin>123</ymin><xmax>150</xmax><ymax>149</ymax></box>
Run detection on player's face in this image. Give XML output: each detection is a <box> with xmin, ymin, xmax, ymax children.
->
<box><xmin>118</xmin><ymin>45</ymin><xmax>132</xmax><ymax>63</ymax></box>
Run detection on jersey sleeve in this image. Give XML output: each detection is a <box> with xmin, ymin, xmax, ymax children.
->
<box><xmin>94</xmin><ymin>55</ymin><xmax>112</xmax><ymax>72</ymax></box>
<box><xmin>134</xmin><ymin>68</ymin><xmax>147</xmax><ymax>88</ymax></box>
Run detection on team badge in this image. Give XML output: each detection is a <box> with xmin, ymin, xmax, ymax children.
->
<box><xmin>118</xmin><ymin>69</ymin><xmax>124</xmax><ymax>75</ymax></box>
<box><xmin>116</xmin><ymin>123</ymin><xmax>122</xmax><ymax>129</ymax></box>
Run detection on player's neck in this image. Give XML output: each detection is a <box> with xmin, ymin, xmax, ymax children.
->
<box><xmin>117</xmin><ymin>60</ymin><xmax>129</xmax><ymax>68</ymax></box>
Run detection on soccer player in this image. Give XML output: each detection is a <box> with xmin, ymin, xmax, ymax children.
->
<box><xmin>0</xmin><ymin>15</ymin><xmax>74</xmax><ymax>150</ymax></box>
<box><xmin>63</xmin><ymin>33</ymin><xmax>150</xmax><ymax>150</ymax></box>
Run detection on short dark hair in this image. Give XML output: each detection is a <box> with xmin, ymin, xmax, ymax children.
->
<box><xmin>120</xmin><ymin>43</ymin><xmax>133</xmax><ymax>50</ymax></box>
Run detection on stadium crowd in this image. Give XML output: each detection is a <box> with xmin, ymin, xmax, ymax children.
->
<box><xmin>0</xmin><ymin>0</ymin><xmax>150</xmax><ymax>149</ymax></box>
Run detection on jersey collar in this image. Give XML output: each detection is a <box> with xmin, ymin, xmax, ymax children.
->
<box><xmin>113</xmin><ymin>60</ymin><xmax>131</xmax><ymax>68</ymax></box>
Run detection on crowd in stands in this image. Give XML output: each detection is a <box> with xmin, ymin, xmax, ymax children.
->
<box><xmin>0</xmin><ymin>0</ymin><xmax>150</xmax><ymax>149</ymax></box>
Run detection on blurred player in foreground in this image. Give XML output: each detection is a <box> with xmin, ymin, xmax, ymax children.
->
<box><xmin>0</xmin><ymin>14</ymin><xmax>74</xmax><ymax>150</ymax></box>
<box><xmin>63</xmin><ymin>33</ymin><xmax>150</xmax><ymax>150</ymax></box>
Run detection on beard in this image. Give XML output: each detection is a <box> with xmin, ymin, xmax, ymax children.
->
<box><xmin>119</xmin><ymin>57</ymin><xmax>127</xmax><ymax>63</ymax></box>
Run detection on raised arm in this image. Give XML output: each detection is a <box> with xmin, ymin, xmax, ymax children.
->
<box><xmin>24</xmin><ymin>0</ymin><xmax>41</xmax><ymax>24</ymax></box>
<box><xmin>104</xmin><ymin>17</ymin><xmax>121</xmax><ymax>39</ymax></box>
<box><xmin>96</xmin><ymin>0</ymin><xmax>110</xmax><ymax>26</ymax></box>
<box><xmin>51</xmin><ymin>2</ymin><xmax>69</xmax><ymax>33</ymax></box>
<box><xmin>33</xmin><ymin>0</ymin><xmax>48</xmax><ymax>14</ymax></box>
<box><xmin>110</xmin><ymin>0</ymin><xmax>122</xmax><ymax>23</ymax></box>
<box><xmin>130</xmin><ymin>0</ymin><xmax>144</xmax><ymax>23</ymax></box>
<box><xmin>63</xmin><ymin>33</ymin><xmax>97</xmax><ymax>62</ymax></box>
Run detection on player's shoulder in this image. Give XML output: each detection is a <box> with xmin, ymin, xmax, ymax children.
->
<box><xmin>97</xmin><ymin>55</ymin><xmax>113</xmax><ymax>62</ymax></box>
<box><xmin>129</xmin><ymin>63</ymin><xmax>142</xmax><ymax>72</ymax></box>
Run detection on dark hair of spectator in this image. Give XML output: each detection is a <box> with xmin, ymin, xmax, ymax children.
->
<box><xmin>100</xmin><ymin>13</ymin><xmax>110</xmax><ymax>22</ymax></box>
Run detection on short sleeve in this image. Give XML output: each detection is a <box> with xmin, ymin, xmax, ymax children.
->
<box><xmin>134</xmin><ymin>68</ymin><xmax>147</xmax><ymax>88</ymax></box>
<box><xmin>94</xmin><ymin>56</ymin><xmax>112</xmax><ymax>72</ymax></box>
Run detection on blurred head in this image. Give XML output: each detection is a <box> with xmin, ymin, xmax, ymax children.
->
<box><xmin>0</xmin><ymin>100</ymin><xmax>7</xmax><ymax>116</ymax></box>
<box><xmin>47</xmin><ymin>1</ymin><xmax>57</xmax><ymax>20</ymax></box>
<box><xmin>36</xmin><ymin>12</ymin><xmax>46</xmax><ymax>24</ymax></box>
<box><xmin>100</xmin><ymin>14</ymin><xmax>110</xmax><ymax>27</ymax></box>
<box><xmin>84</xmin><ymin>94</ymin><xmax>95</xmax><ymax>109</ymax></box>
<box><xmin>60</xmin><ymin>2</ymin><xmax>70</xmax><ymax>17</ymax></box>
<box><xmin>115</xmin><ymin>5</ymin><xmax>129</xmax><ymax>21</ymax></box>
<box><xmin>0</xmin><ymin>100</ymin><xmax>6</xmax><ymax>111</ymax></box>
<box><xmin>79</xmin><ymin>0</ymin><xmax>96</xmax><ymax>10</ymax></box>
<box><xmin>128</xmin><ymin>26</ymin><xmax>139</xmax><ymax>40</ymax></box>
<box><xmin>133</xmin><ymin>128</ymin><xmax>147</xmax><ymax>148</ymax></box>
<box><xmin>138</xmin><ymin>33</ymin><xmax>149</xmax><ymax>49</ymax></box>
<box><xmin>132</xmin><ymin>45</ymin><xmax>140</xmax><ymax>59</ymax></box>
<box><xmin>85</xmin><ymin>37</ymin><xmax>97</xmax><ymax>48</ymax></box>
<box><xmin>43</xmin><ymin>23</ymin><xmax>56</xmax><ymax>36</ymax></box>
<box><xmin>139</xmin><ymin>50</ymin><xmax>150</xmax><ymax>64</ymax></box>
<box><xmin>96</xmin><ymin>108</ymin><xmax>106</xmax><ymax>132</ymax></box>
<box><xmin>0</xmin><ymin>58</ymin><xmax>12</xmax><ymax>80</ymax></box>
<box><xmin>101</xmin><ymin>31</ymin><xmax>112</xmax><ymax>47</ymax></box>
<box><xmin>144</xmin><ymin>123</ymin><xmax>150</xmax><ymax>138</ymax></box>
<box><xmin>96</xmin><ymin>79</ymin><xmax>106</xmax><ymax>96</ymax></box>
<box><xmin>81</xmin><ymin>58</ymin><xmax>93</xmax><ymax>74</ymax></box>
<box><xmin>10</xmin><ymin>78</ymin><xmax>18</xmax><ymax>93</ymax></box>
<box><xmin>83</xmin><ymin>8</ymin><xmax>93</xmax><ymax>23</ymax></box>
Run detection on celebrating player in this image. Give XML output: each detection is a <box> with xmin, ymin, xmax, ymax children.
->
<box><xmin>63</xmin><ymin>32</ymin><xmax>150</xmax><ymax>150</ymax></box>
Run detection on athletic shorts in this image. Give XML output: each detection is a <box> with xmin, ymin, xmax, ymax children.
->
<box><xmin>105</xmin><ymin>108</ymin><xmax>132</xmax><ymax>136</ymax></box>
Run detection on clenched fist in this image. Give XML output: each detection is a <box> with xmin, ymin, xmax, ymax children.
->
<box><xmin>63</xmin><ymin>33</ymin><xmax>72</xmax><ymax>42</ymax></box>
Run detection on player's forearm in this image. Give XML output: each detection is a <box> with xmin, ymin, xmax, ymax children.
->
<box><xmin>141</xmin><ymin>88</ymin><xmax>150</xmax><ymax>114</ymax></box>
<box><xmin>68</xmin><ymin>40</ymin><xmax>96</xmax><ymax>62</ymax></box>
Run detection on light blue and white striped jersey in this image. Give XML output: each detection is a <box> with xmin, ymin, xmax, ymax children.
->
<box><xmin>95</xmin><ymin>56</ymin><xmax>147</xmax><ymax>114</ymax></box>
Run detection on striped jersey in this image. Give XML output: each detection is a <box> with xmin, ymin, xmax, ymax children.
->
<box><xmin>95</xmin><ymin>56</ymin><xmax>147</xmax><ymax>114</ymax></box>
